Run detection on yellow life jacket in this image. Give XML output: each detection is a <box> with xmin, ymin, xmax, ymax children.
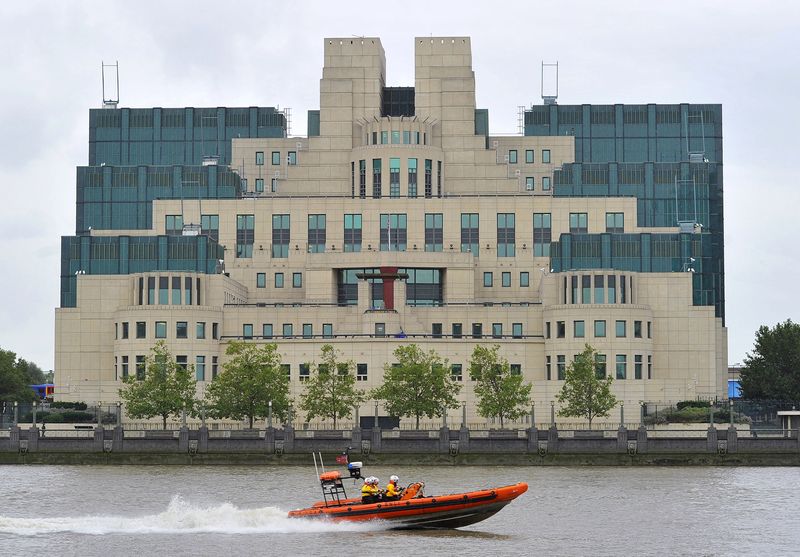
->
<box><xmin>385</xmin><ymin>481</ymin><xmax>399</xmax><ymax>498</ymax></box>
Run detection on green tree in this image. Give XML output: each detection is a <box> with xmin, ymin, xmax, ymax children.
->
<box><xmin>556</xmin><ymin>344</ymin><xmax>619</xmax><ymax>428</ymax></box>
<box><xmin>205</xmin><ymin>341</ymin><xmax>291</xmax><ymax>428</ymax></box>
<box><xmin>300</xmin><ymin>344</ymin><xmax>365</xmax><ymax>429</ymax></box>
<box><xmin>0</xmin><ymin>348</ymin><xmax>36</xmax><ymax>403</ymax></box>
<box><xmin>372</xmin><ymin>344</ymin><xmax>461</xmax><ymax>429</ymax></box>
<box><xmin>15</xmin><ymin>359</ymin><xmax>45</xmax><ymax>384</ymax></box>
<box><xmin>740</xmin><ymin>320</ymin><xmax>800</xmax><ymax>400</ymax></box>
<box><xmin>469</xmin><ymin>344</ymin><xmax>532</xmax><ymax>428</ymax></box>
<box><xmin>118</xmin><ymin>341</ymin><xmax>196</xmax><ymax>429</ymax></box>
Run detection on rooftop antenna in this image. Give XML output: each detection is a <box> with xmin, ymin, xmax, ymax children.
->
<box><xmin>101</xmin><ymin>61</ymin><xmax>119</xmax><ymax>109</ymax></box>
<box><xmin>541</xmin><ymin>61</ymin><xmax>558</xmax><ymax>105</ymax></box>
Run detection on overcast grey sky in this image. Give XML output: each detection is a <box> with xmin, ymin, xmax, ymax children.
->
<box><xmin>0</xmin><ymin>0</ymin><xmax>798</xmax><ymax>371</ymax></box>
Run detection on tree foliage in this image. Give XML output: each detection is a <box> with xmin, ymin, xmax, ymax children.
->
<box><xmin>118</xmin><ymin>341</ymin><xmax>196</xmax><ymax>429</ymax></box>
<box><xmin>300</xmin><ymin>344</ymin><xmax>365</xmax><ymax>428</ymax></box>
<box><xmin>204</xmin><ymin>341</ymin><xmax>291</xmax><ymax>428</ymax></box>
<box><xmin>469</xmin><ymin>344</ymin><xmax>532</xmax><ymax>428</ymax></box>
<box><xmin>740</xmin><ymin>320</ymin><xmax>800</xmax><ymax>400</ymax></box>
<box><xmin>16</xmin><ymin>359</ymin><xmax>45</xmax><ymax>384</ymax></box>
<box><xmin>556</xmin><ymin>344</ymin><xmax>619</xmax><ymax>428</ymax></box>
<box><xmin>372</xmin><ymin>344</ymin><xmax>461</xmax><ymax>429</ymax></box>
<box><xmin>0</xmin><ymin>348</ymin><xmax>36</xmax><ymax>403</ymax></box>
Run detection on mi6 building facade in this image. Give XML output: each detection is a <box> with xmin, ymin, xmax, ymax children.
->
<box><xmin>55</xmin><ymin>37</ymin><xmax>726</xmax><ymax>425</ymax></box>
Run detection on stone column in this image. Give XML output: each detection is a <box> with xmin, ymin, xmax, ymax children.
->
<box><xmin>636</xmin><ymin>425</ymin><xmax>648</xmax><ymax>454</ymax></box>
<box><xmin>547</xmin><ymin>425</ymin><xmax>559</xmax><ymax>454</ymax></box>
<box><xmin>726</xmin><ymin>425</ymin><xmax>738</xmax><ymax>454</ymax></box>
<box><xmin>439</xmin><ymin>426</ymin><xmax>450</xmax><ymax>454</ymax></box>
<box><xmin>94</xmin><ymin>425</ymin><xmax>105</xmax><ymax>452</ymax></box>
<box><xmin>178</xmin><ymin>426</ymin><xmax>189</xmax><ymax>453</ymax></box>
<box><xmin>26</xmin><ymin>426</ymin><xmax>39</xmax><ymax>452</ymax></box>
<box><xmin>617</xmin><ymin>426</ymin><xmax>628</xmax><ymax>453</ymax></box>
<box><xmin>198</xmin><ymin>426</ymin><xmax>209</xmax><ymax>453</ymax></box>
<box><xmin>113</xmin><ymin>425</ymin><xmax>124</xmax><ymax>452</ymax></box>
<box><xmin>706</xmin><ymin>425</ymin><xmax>718</xmax><ymax>453</ymax></box>
<box><xmin>527</xmin><ymin>426</ymin><xmax>538</xmax><ymax>453</ymax></box>
<box><xmin>283</xmin><ymin>424</ymin><xmax>295</xmax><ymax>452</ymax></box>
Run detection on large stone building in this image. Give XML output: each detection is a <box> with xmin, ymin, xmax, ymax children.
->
<box><xmin>55</xmin><ymin>36</ymin><xmax>726</xmax><ymax>426</ymax></box>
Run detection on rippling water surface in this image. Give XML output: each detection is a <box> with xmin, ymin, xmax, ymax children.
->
<box><xmin>1</xmin><ymin>464</ymin><xmax>797</xmax><ymax>556</ymax></box>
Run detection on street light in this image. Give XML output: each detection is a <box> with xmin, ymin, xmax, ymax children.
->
<box><xmin>268</xmin><ymin>400</ymin><xmax>273</xmax><ymax>429</ymax></box>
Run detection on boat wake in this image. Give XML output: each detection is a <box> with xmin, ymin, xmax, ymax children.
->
<box><xmin>0</xmin><ymin>495</ymin><xmax>382</xmax><ymax>536</ymax></box>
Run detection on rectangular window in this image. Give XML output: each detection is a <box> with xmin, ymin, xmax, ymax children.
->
<box><xmin>302</xmin><ymin>324</ymin><xmax>313</xmax><ymax>338</ymax></box>
<box><xmin>359</xmin><ymin>160</ymin><xmax>366</xmax><ymax>198</ymax></box>
<box><xmin>293</xmin><ymin>273</ymin><xmax>302</xmax><ymax>288</ymax></box>
<box><xmin>451</xmin><ymin>364</ymin><xmax>463</xmax><ymax>382</ymax></box>
<box><xmin>452</xmin><ymin>323</ymin><xmax>463</xmax><ymax>339</ymax></box>
<box><xmin>510</xmin><ymin>364</ymin><xmax>522</xmax><ymax>376</ymax></box>
<box><xmin>635</xmin><ymin>355</ymin><xmax>643</xmax><ymax>380</ymax></box>
<box><xmin>121</xmin><ymin>356</ymin><xmax>129</xmax><ymax>379</ymax></box>
<box><xmin>381</xmin><ymin>131</ymin><xmax>388</xmax><ymax>144</ymax></box>
<box><xmin>279</xmin><ymin>323</ymin><xmax>291</xmax><ymax>338</ymax></box>
<box><xmin>472</xmin><ymin>323</ymin><xmax>483</xmax><ymax>339</ymax></box>
<box><xmin>357</xmin><ymin>363</ymin><xmax>368</xmax><ymax>382</ymax></box>
<box><xmin>557</xmin><ymin>321</ymin><xmax>566</xmax><ymax>338</ymax></box>
<box><xmin>240</xmin><ymin>324</ymin><xmax>251</xmax><ymax>339</ymax></box>
<box><xmin>508</xmin><ymin>150</ymin><xmax>518</xmax><ymax>164</ymax></box>
<box><xmin>533</xmin><ymin>213</ymin><xmax>551</xmax><ymax>257</ymax></box>
<box><xmin>569</xmin><ymin>212</ymin><xmax>588</xmax><ymax>234</ymax></box>
<box><xmin>525</xmin><ymin>177</ymin><xmax>534</xmax><ymax>191</ymax></box>
<box><xmin>255</xmin><ymin>178</ymin><xmax>264</xmax><ymax>193</ymax></box>
<box><xmin>288</xmin><ymin>151</ymin><xmax>296</xmax><ymax>165</ymax></box>
<box><xmin>389</xmin><ymin>158</ymin><xmax>400</xmax><ymax>198</ymax></box>
<box><xmin>634</xmin><ymin>321</ymin><xmax>642</xmax><ymax>338</ymax></box>
<box><xmin>512</xmin><ymin>323</ymin><xmax>523</xmax><ymax>338</ymax></box>
<box><xmin>424</xmin><ymin>213</ymin><xmax>443</xmax><ymax>252</ymax></box>
<box><xmin>403</xmin><ymin>131</ymin><xmax>410</xmax><ymax>144</ymax></box>
<box><xmin>432</xmin><ymin>323</ymin><xmax>443</xmax><ymax>338</ymax></box>
<box><xmin>262</xmin><ymin>323</ymin><xmax>273</xmax><ymax>339</ymax></box>
<box><xmin>255</xmin><ymin>151</ymin><xmax>264</xmax><ymax>165</ymax></box>
<box><xmin>616</xmin><ymin>354</ymin><xmax>627</xmax><ymax>379</ymax></box>
<box><xmin>372</xmin><ymin>159</ymin><xmax>382</xmax><ymax>198</ymax></box>
<box><xmin>196</xmin><ymin>356</ymin><xmax>206</xmax><ymax>381</ymax></box>
<box><xmin>460</xmin><ymin>213</ymin><xmax>479</xmax><ymax>256</ymax></box>
<box><xmin>155</xmin><ymin>321</ymin><xmax>167</xmax><ymax>339</ymax></box>
<box><xmin>407</xmin><ymin>158</ymin><xmax>418</xmax><ymax>198</ymax></box>
<box><xmin>136</xmin><ymin>355</ymin><xmax>146</xmax><ymax>380</ymax></box>
<box><xmin>582</xmin><ymin>275</ymin><xmax>591</xmax><ymax>303</ymax></box>
<box><xmin>545</xmin><ymin>321</ymin><xmax>551</xmax><ymax>338</ymax></box>
<box><xmin>424</xmin><ymin>159</ymin><xmax>433</xmax><ymax>198</ymax></box>
<box><xmin>608</xmin><ymin>275</ymin><xmax>617</xmax><ymax>303</ymax></box>
<box><xmin>572</xmin><ymin>276</ymin><xmax>578</xmax><ymax>303</ymax></box>
<box><xmin>483</xmin><ymin>272</ymin><xmax>493</xmax><ymax>287</ymax></box>
<box><xmin>158</xmin><ymin>276</ymin><xmax>169</xmax><ymax>305</ymax></box>
<box><xmin>594</xmin><ymin>320</ymin><xmax>606</xmax><ymax>337</ymax></box>
<box><xmin>196</xmin><ymin>322</ymin><xmax>206</xmax><ymax>339</ymax></box>
<box><xmin>165</xmin><ymin>215</ymin><xmax>183</xmax><ymax>236</ymax></box>
<box><xmin>256</xmin><ymin>273</ymin><xmax>266</xmax><ymax>288</ymax></box>
<box><xmin>271</xmin><ymin>178</ymin><xmax>278</xmax><ymax>192</ymax></box>
<box><xmin>502</xmin><ymin>272</ymin><xmax>511</xmax><ymax>287</ymax></box>
<box><xmin>299</xmin><ymin>363</ymin><xmax>310</xmax><ymax>382</ymax></box>
<box><xmin>274</xmin><ymin>272</ymin><xmax>284</xmax><ymax>288</ymax></box>
<box><xmin>176</xmin><ymin>321</ymin><xmax>187</xmax><ymax>339</ymax></box>
<box><xmin>171</xmin><ymin>277</ymin><xmax>181</xmax><ymax>305</ymax></box>
<box><xmin>606</xmin><ymin>212</ymin><xmax>624</xmax><ymax>233</ymax></box>
<box><xmin>177</xmin><ymin>355</ymin><xmax>189</xmax><ymax>371</ymax></box>
<box><xmin>497</xmin><ymin>213</ymin><xmax>516</xmax><ymax>257</ymax></box>
<box><xmin>520</xmin><ymin>272</ymin><xmax>530</xmax><ymax>287</ymax></box>
<box><xmin>271</xmin><ymin>151</ymin><xmax>280</xmax><ymax>165</ymax></box>
<box><xmin>492</xmin><ymin>323</ymin><xmax>503</xmax><ymax>338</ymax></box>
<box><xmin>306</xmin><ymin>214</ymin><xmax>326</xmax><ymax>253</ymax></box>
<box><xmin>136</xmin><ymin>321</ymin><xmax>146</xmax><ymax>339</ymax></box>
<box><xmin>212</xmin><ymin>322</ymin><xmax>219</xmax><ymax>339</ymax></box>
<box><xmin>379</xmin><ymin>213</ymin><xmax>407</xmax><ymax>251</ymax></box>
<box><xmin>344</xmin><ymin>213</ymin><xmax>362</xmax><ymax>252</ymax></box>
<box><xmin>271</xmin><ymin>214</ymin><xmax>290</xmax><ymax>258</ymax></box>
<box><xmin>542</xmin><ymin>176</ymin><xmax>551</xmax><ymax>191</ymax></box>
<box><xmin>391</xmin><ymin>130</ymin><xmax>400</xmax><ymax>144</ymax></box>
<box><xmin>212</xmin><ymin>356</ymin><xmax>218</xmax><ymax>380</ymax></box>
<box><xmin>236</xmin><ymin>214</ymin><xmax>255</xmax><ymax>258</ymax></box>
<box><xmin>647</xmin><ymin>321</ymin><xmax>652</xmax><ymax>338</ymax></box>
<box><xmin>557</xmin><ymin>355</ymin><xmax>566</xmax><ymax>380</ymax></box>
<box><xmin>595</xmin><ymin>354</ymin><xmax>607</xmax><ymax>378</ymax></box>
<box><xmin>594</xmin><ymin>275</ymin><xmax>605</xmax><ymax>304</ymax></box>
<box><xmin>647</xmin><ymin>355</ymin><xmax>652</xmax><ymax>379</ymax></box>
<box><xmin>201</xmin><ymin>214</ymin><xmax>219</xmax><ymax>241</ymax></box>
<box><xmin>122</xmin><ymin>322</ymin><xmax>129</xmax><ymax>339</ymax></box>
<box><xmin>542</xmin><ymin>149</ymin><xmax>551</xmax><ymax>163</ymax></box>
<box><xmin>375</xmin><ymin>323</ymin><xmax>385</xmax><ymax>337</ymax></box>
<box><xmin>574</xmin><ymin>320</ymin><xmax>585</xmax><ymax>338</ymax></box>
<box><xmin>525</xmin><ymin>149</ymin><xmax>534</xmax><ymax>163</ymax></box>
<box><xmin>616</xmin><ymin>320</ymin><xmax>626</xmax><ymax>338</ymax></box>
<box><xmin>322</xmin><ymin>323</ymin><xmax>333</xmax><ymax>338</ymax></box>
<box><xmin>437</xmin><ymin>160</ymin><xmax>442</xmax><ymax>197</ymax></box>
<box><xmin>546</xmin><ymin>355</ymin><xmax>551</xmax><ymax>380</ymax></box>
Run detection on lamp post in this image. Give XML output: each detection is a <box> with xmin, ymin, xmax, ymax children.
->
<box><xmin>550</xmin><ymin>400</ymin><xmax>555</xmax><ymax>428</ymax></box>
<box><xmin>116</xmin><ymin>401</ymin><xmax>122</xmax><ymax>427</ymax></box>
<box><xmin>462</xmin><ymin>401</ymin><xmax>467</xmax><ymax>429</ymax></box>
<box><xmin>268</xmin><ymin>400</ymin><xmax>273</xmax><ymax>429</ymax></box>
<box><xmin>13</xmin><ymin>401</ymin><xmax>18</xmax><ymax>426</ymax></box>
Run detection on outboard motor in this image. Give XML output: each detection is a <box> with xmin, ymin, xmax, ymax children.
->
<box><xmin>348</xmin><ymin>461</ymin><xmax>363</xmax><ymax>480</ymax></box>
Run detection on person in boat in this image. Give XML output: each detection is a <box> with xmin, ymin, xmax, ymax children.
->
<box><xmin>361</xmin><ymin>476</ymin><xmax>381</xmax><ymax>504</ymax></box>
<box><xmin>384</xmin><ymin>475</ymin><xmax>402</xmax><ymax>501</ymax></box>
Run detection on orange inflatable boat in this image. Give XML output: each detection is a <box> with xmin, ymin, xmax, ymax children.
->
<box><xmin>287</xmin><ymin>458</ymin><xmax>527</xmax><ymax>529</ymax></box>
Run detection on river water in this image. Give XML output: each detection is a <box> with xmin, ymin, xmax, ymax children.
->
<box><xmin>0</xmin><ymin>464</ymin><xmax>797</xmax><ymax>556</ymax></box>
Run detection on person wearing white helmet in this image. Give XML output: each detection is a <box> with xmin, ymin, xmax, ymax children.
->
<box><xmin>361</xmin><ymin>476</ymin><xmax>380</xmax><ymax>504</ymax></box>
<box><xmin>384</xmin><ymin>474</ymin><xmax>402</xmax><ymax>500</ymax></box>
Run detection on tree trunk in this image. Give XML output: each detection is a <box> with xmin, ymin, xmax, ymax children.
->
<box><xmin>162</xmin><ymin>414</ymin><xmax>167</xmax><ymax>430</ymax></box>
<box><xmin>249</xmin><ymin>415</ymin><xmax>254</xmax><ymax>429</ymax></box>
<box><xmin>415</xmin><ymin>413</ymin><xmax>420</xmax><ymax>430</ymax></box>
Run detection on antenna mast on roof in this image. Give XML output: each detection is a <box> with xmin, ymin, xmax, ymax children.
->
<box><xmin>101</xmin><ymin>61</ymin><xmax>119</xmax><ymax>109</ymax></box>
<box><xmin>541</xmin><ymin>61</ymin><xmax>558</xmax><ymax>105</ymax></box>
